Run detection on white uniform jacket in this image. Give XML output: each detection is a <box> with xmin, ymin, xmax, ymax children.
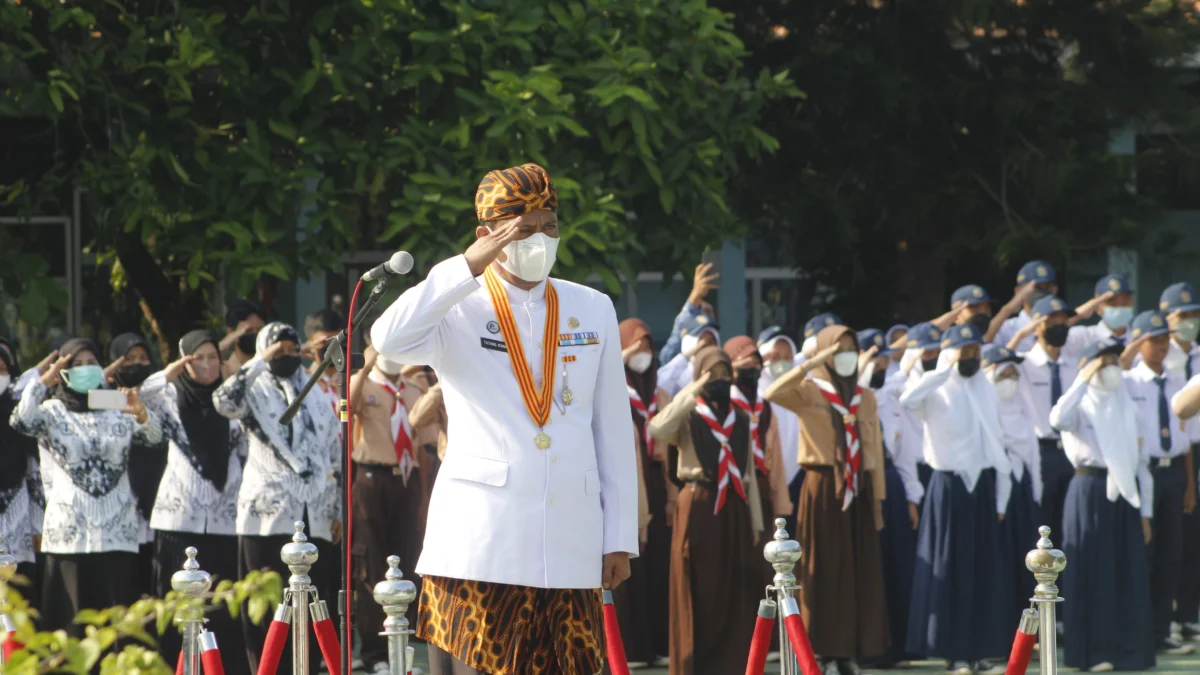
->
<box><xmin>371</xmin><ymin>254</ymin><xmax>639</xmax><ymax>590</ymax></box>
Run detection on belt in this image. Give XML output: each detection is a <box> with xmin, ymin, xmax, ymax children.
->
<box><xmin>355</xmin><ymin>462</ymin><xmax>405</xmax><ymax>476</ymax></box>
<box><xmin>1037</xmin><ymin>437</ymin><xmax>1064</xmax><ymax>450</ymax></box>
<box><xmin>1075</xmin><ymin>466</ymin><xmax>1108</xmax><ymax>477</ymax></box>
<box><xmin>1152</xmin><ymin>457</ymin><xmax>1182</xmax><ymax>469</ymax></box>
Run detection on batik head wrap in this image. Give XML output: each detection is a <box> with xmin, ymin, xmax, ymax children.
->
<box><xmin>475</xmin><ymin>163</ymin><xmax>558</xmax><ymax>222</ymax></box>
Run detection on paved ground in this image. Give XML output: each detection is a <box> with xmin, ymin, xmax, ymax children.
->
<box><xmin>396</xmin><ymin>645</ymin><xmax>1199</xmax><ymax>674</ymax></box>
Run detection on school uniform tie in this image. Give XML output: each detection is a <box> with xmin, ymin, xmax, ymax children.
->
<box><xmin>1187</xmin><ymin>355</ymin><xmax>1194</xmax><ymax>381</ymax></box>
<box><xmin>1157</xmin><ymin>376</ymin><xmax>1171</xmax><ymax>453</ymax></box>
<box><xmin>1048</xmin><ymin>362</ymin><xmax>1062</xmax><ymax>407</ymax></box>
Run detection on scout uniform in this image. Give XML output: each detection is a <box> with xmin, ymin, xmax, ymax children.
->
<box><xmin>371</xmin><ymin>163</ymin><xmax>638</xmax><ymax>675</ymax></box>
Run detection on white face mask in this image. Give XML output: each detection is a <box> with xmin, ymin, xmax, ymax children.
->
<box><xmin>1177</xmin><ymin>318</ymin><xmax>1200</xmax><ymax>344</ymax></box>
<box><xmin>767</xmin><ymin>360</ymin><xmax>793</xmax><ymax>378</ymax></box>
<box><xmin>833</xmin><ymin>352</ymin><xmax>858</xmax><ymax>377</ymax></box>
<box><xmin>801</xmin><ymin>335</ymin><xmax>818</xmax><ymax>358</ymax></box>
<box><xmin>994</xmin><ymin>378</ymin><xmax>1019</xmax><ymax>400</ymax></box>
<box><xmin>627</xmin><ymin>352</ymin><xmax>652</xmax><ymax>374</ymax></box>
<box><xmin>0</xmin><ymin>375</ymin><xmax>9</xmax><ymax>392</ymax></box>
<box><xmin>376</xmin><ymin>356</ymin><xmax>402</xmax><ymax>376</ymax></box>
<box><xmin>1091</xmin><ymin>365</ymin><xmax>1123</xmax><ymax>393</ymax></box>
<box><xmin>494</xmin><ymin>231</ymin><xmax>559</xmax><ymax>283</ymax></box>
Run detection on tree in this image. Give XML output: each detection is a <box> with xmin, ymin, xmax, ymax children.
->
<box><xmin>0</xmin><ymin>0</ymin><xmax>796</xmax><ymax>352</ymax></box>
<box><xmin>716</xmin><ymin>0</ymin><xmax>1200</xmax><ymax>326</ymax></box>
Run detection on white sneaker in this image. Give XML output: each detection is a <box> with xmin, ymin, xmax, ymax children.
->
<box><xmin>946</xmin><ymin>661</ymin><xmax>972</xmax><ymax>675</ymax></box>
<box><xmin>653</xmin><ymin>655</ymin><xmax>670</xmax><ymax>667</ymax></box>
<box><xmin>1088</xmin><ymin>662</ymin><xmax>1115</xmax><ymax>672</ymax></box>
<box><xmin>626</xmin><ymin>662</ymin><xmax>650</xmax><ymax>670</ymax></box>
<box><xmin>766</xmin><ymin>651</ymin><xmax>781</xmax><ymax>663</ymax></box>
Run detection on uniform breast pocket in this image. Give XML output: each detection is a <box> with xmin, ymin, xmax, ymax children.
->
<box><xmin>558</xmin><ymin>345</ymin><xmax>602</xmax><ymax>406</ymax></box>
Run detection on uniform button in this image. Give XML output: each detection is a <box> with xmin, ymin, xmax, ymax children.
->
<box><xmin>537</xmin><ymin>341</ymin><xmax>544</xmax><ymax>350</ymax></box>
<box><xmin>551</xmin><ymin>456</ymin><xmax>559</xmax><ymax>464</ymax></box>
<box><xmin>548</xmin><ymin>496</ymin><xmax>556</xmax><ymax>506</ymax></box>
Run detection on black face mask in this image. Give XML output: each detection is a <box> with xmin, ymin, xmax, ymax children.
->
<box><xmin>869</xmin><ymin>369</ymin><xmax>887</xmax><ymax>389</ymax></box>
<box><xmin>237</xmin><ymin>333</ymin><xmax>258</xmax><ymax>355</ymax></box>
<box><xmin>968</xmin><ymin>313</ymin><xmax>992</xmax><ymax>336</ymax></box>
<box><xmin>269</xmin><ymin>355</ymin><xmax>302</xmax><ymax>378</ymax></box>
<box><xmin>957</xmin><ymin>358</ymin><xmax>981</xmax><ymax>378</ymax></box>
<box><xmin>921</xmin><ymin>357</ymin><xmax>939</xmax><ymax>372</ymax></box>
<box><xmin>702</xmin><ymin>379</ymin><xmax>732</xmax><ymax>408</ymax></box>
<box><xmin>112</xmin><ymin>363</ymin><xmax>153</xmax><ymax>388</ymax></box>
<box><xmin>1042</xmin><ymin>324</ymin><xmax>1069</xmax><ymax>348</ymax></box>
<box><xmin>735</xmin><ymin>367</ymin><xmax>761</xmax><ymax>391</ymax></box>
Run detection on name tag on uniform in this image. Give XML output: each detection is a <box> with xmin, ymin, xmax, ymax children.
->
<box><xmin>1032</xmin><ymin>381</ymin><xmax>1049</xmax><ymax>387</ymax></box>
<box><xmin>481</xmin><ymin>337</ymin><xmax>508</xmax><ymax>353</ymax></box>
<box><xmin>559</xmin><ymin>332</ymin><xmax>600</xmax><ymax>347</ymax></box>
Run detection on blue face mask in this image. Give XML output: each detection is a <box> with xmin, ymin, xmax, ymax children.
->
<box><xmin>1101</xmin><ymin>306</ymin><xmax>1134</xmax><ymax>330</ymax></box>
<box><xmin>61</xmin><ymin>364</ymin><xmax>105</xmax><ymax>393</ymax></box>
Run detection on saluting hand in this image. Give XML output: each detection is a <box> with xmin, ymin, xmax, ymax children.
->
<box><xmin>811</xmin><ymin>344</ymin><xmax>839</xmax><ymax>365</ymax></box>
<box><xmin>1080</xmin><ymin>358</ymin><xmax>1106</xmax><ymax>384</ymax></box>
<box><xmin>103</xmin><ymin>356</ymin><xmax>126</xmax><ymax>384</ymax></box>
<box><xmin>39</xmin><ymin>353</ymin><xmax>72</xmax><ymax>388</ymax></box>
<box><xmin>857</xmin><ymin>345</ymin><xmax>879</xmax><ymax>373</ymax></box>
<box><xmin>465</xmin><ymin>216</ymin><xmax>526</xmax><ymax>277</ymax></box>
<box><xmin>164</xmin><ymin>355</ymin><xmax>196</xmax><ymax>382</ymax></box>
<box><xmin>1075</xmin><ymin>291</ymin><xmax>1115</xmax><ymax>319</ymax></box>
<box><xmin>35</xmin><ymin>349</ymin><xmax>60</xmax><ymax>375</ymax></box>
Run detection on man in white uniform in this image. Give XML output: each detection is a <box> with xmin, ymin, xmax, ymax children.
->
<box><xmin>371</xmin><ymin>163</ymin><xmax>638</xmax><ymax>675</ymax></box>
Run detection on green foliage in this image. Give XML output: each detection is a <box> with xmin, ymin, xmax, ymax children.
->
<box><xmin>1</xmin><ymin>569</ymin><xmax>282</xmax><ymax>675</ymax></box>
<box><xmin>0</xmin><ymin>0</ymin><xmax>794</xmax><ymax>344</ymax></box>
<box><xmin>716</xmin><ymin>0</ymin><xmax>1200</xmax><ymax>322</ymax></box>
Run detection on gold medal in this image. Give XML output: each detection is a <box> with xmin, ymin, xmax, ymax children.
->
<box><xmin>563</xmin><ymin>387</ymin><xmax>574</xmax><ymax>405</ymax></box>
<box><xmin>535</xmin><ymin>431</ymin><xmax>552</xmax><ymax>450</ymax></box>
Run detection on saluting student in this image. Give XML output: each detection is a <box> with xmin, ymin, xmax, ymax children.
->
<box><xmin>982</xmin><ymin>344</ymin><xmax>1043</xmax><ymax>624</ymax></box>
<box><xmin>858</xmin><ymin>328</ymin><xmax>922</xmax><ymax>668</ymax></box>
<box><xmin>619</xmin><ymin>317</ymin><xmax>674</xmax><ymax>667</ymax></box>
<box><xmin>220</xmin><ymin>299</ymin><xmax>267</xmax><ymax>379</ymax></box>
<box><xmin>900</xmin><ymin>323</ymin><xmax>1012</xmax><ymax>675</ymax></box>
<box><xmin>1067</xmin><ymin>275</ymin><xmax>1136</xmax><ymax>347</ymax></box>
<box><xmin>885</xmin><ymin>325</ymin><xmax>908</xmax><ymax>378</ymax></box>
<box><xmin>1121</xmin><ymin>310</ymin><xmax>1197</xmax><ymax>655</ymax></box>
<box><xmin>797</xmin><ymin>313</ymin><xmax>842</xmax><ymax>363</ymax></box>
<box><xmin>766</xmin><ymin>326</ymin><xmax>889</xmax><ymax>675</ymax></box>
<box><xmin>1006</xmin><ymin>296</ymin><xmax>1078</xmax><ymax>564</ymax></box>
<box><xmin>651</xmin><ymin>347</ymin><xmax>765</xmax><ymax>675</ymax></box>
<box><xmin>1050</xmin><ymin>338</ymin><xmax>1155</xmax><ymax>672</ymax></box>
<box><xmin>994</xmin><ymin>261</ymin><xmax>1059</xmax><ymax>353</ymax></box>
<box><xmin>757</xmin><ymin>326</ymin><xmax>804</xmax><ymax>534</ymax></box>
<box><xmin>890</xmin><ymin>322</ymin><xmax>943</xmax><ymax>490</ymax></box>
<box><xmin>657</xmin><ymin>313</ymin><xmax>720</xmax><ymax>398</ymax></box>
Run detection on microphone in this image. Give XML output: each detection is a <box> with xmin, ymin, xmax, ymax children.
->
<box><xmin>360</xmin><ymin>251</ymin><xmax>414</xmax><ymax>282</ymax></box>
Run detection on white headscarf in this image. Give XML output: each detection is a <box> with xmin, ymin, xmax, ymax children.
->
<box><xmin>986</xmin><ymin>363</ymin><xmax>1042</xmax><ymax>500</ymax></box>
<box><xmin>930</xmin><ymin>347</ymin><xmax>1012</xmax><ymax>492</ymax></box>
<box><xmin>1079</xmin><ymin>368</ymin><xmax>1141</xmax><ymax>509</ymax></box>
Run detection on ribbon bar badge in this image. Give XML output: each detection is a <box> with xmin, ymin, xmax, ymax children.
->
<box><xmin>558</xmin><ymin>332</ymin><xmax>600</xmax><ymax>346</ymax></box>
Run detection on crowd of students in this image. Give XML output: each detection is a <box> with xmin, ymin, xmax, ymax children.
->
<box><xmin>5</xmin><ymin>257</ymin><xmax>1200</xmax><ymax>675</ymax></box>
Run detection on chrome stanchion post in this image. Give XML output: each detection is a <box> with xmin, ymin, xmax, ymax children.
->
<box><xmin>373</xmin><ymin>555</ymin><xmax>417</xmax><ymax>675</ymax></box>
<box><xmin>0</xmin><ymin>535</ymin><xmax>16</xmax><ymax>667</ymax></box>
<box><xmin>764</xmin><ymin>518</ymin><xmax>802</xmax><ymax>675</ymax></box>
<box><xmin>171</xmin><ymin>547</ymin><xmax>213</xmax><ymax>675</ymax></box>
<box><xmin>1026</xmin><ymin>525</ymin><xmax>1067</xmax><ymax>675</ymax></box>
<box><xmin>282</xmin><ymin>521</ymin><xmax>319</xmax><ymax>675</ymax></box>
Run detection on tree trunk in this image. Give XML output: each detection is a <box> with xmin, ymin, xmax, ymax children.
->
<box><xmin>115</xmin><ymin>230</ymin><xmax>180</xmax><ymax>360</ymax></box>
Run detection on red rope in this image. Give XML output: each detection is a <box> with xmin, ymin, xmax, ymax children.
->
<box><xmin>780</xmin><ymin>599</ymin><xmax>821</xmax><ymax>675</ymax></box>
<box><xmin>255</xmin><ymin>604</ymin><xmax>290</xmax><ymax>675</ymax></box>
<box><xmin>199</xmin><ymin>632</ymin><xmax>225</xmax><ymax>675</ymax></box>
<box><xmin>745</xmin><ymin>600</ymin><xmax>777</xmax><ymax>675</ymax></box>
<box><xmin>344</xmin><ymin>279</ymin><xmax>364</xmax><ymax>675</ymax></box>
<box><xmin>3</xmin><ymin>634</ymin><xmax>23</xmax><ymax>662</ymax></box>
<box><xmin>312</xmin><ymin>615</ymin><xmax>342</xmax><ymax>675</ymax></box>
<box><xmin>1005</xmin><ymin>609</ymin><xmax>1039</xmax><ymax>675</ymax></box>
<box><xmin>601</xmin><ymin>590</ymin><xmax>630</xmax><ymax>675</ymax></box>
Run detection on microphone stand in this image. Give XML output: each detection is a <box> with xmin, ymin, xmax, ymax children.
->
<box><xmin>279</xmin><ymin>276</ymin><xmax>394</xmax><ymax>675</ymax></box>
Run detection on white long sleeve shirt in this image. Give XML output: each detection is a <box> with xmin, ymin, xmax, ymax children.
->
<box><xmin>1015</xmin><ymin>343</ymin><xmax>1078</xmax><ymax>440</ymax></box>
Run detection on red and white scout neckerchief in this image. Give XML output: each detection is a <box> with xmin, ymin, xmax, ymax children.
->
<box><xmin>627</xmin><ymin>385</ymin><xmax>657</xmax><ymax>458</ymax></box>
<box><xmin>369</xmin><ymin>371</ymin><xmax>416</xmax><ymax>485</ymax></box>
<box><xmin>694</xmin><ymin>397</ymin><xmax>746</xmax><ymax>514</ymax></box>
<box><xmin>729</xmin><ymin>385</ymin><xmax>769</xmax><ymax>476</ymax></box>
<box><xmin>812</xmin><ymin>378</ymin><xmax>863</xmax><ymax>510</ymax></box>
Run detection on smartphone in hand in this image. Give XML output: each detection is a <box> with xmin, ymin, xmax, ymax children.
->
<box><xmin>88</xmin><ymin>389</ymin><xmax>128</xmax><ymax>410</ymax></box>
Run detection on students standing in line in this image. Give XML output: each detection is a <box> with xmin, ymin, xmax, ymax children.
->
<box><xmin>900</xmin><ymin>323</ymin><xmax>1012</xmax><ymax>675</ymax></box>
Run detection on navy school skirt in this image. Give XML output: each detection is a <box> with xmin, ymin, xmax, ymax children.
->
<box><xmin>1004</xmin><ymin>470</ymin><xmax>1044</xmax><ymax>625</ymax></box>
<box><xmin>872</xmin><ymin>460</ymin><xmax>919</xmax><ymax>666</ymax></box>
<box><xmin>906</xmin><ymin>468</ymin><xmax>1013</xmax><ymax>662</ymax></box>
<box><xmin>1061</xmin><ymin>472</ymin><xmax>1155</xmax><ymax>671</ymax></box>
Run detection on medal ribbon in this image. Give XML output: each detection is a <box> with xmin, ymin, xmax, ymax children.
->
<box><xmin>729</xmin><ymin>385</ymin><xmax>769</xmax><ymax>476</ymax></box>
<box><xmin>369</xmin><ymin>372</ymin><xmax>416</xmax><ymax>486</ymax></box>
<box><xmin>483</xmin><ymin>266</ymin><xmax>559</xmax><ymax>431</ymax></box>
<box><xmin>812</xmin><ymin>378</ymin><xmax>862</xmax><ymax>510</ymax></box>
<box><xmin>694</xmin><ymin>397</ymin><xmax>746</xmax><ymax>515</ymax></box>
<box><xmin>628</xmin><ymin>385</ymin><xmax>657</xmax><ymax>459</ymax></box>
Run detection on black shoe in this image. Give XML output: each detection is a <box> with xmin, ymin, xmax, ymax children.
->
<box><xmin>839</xmin><ymin>660</ymin><xmax>863</xmax><ymax>675</ymax></box>
<box><xmin>1158</xmin><ymin>637</ymin><xmax>1197</xmax><ymax>655</ymax></box>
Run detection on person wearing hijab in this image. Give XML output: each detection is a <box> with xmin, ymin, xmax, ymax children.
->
<box><xmin>10</xmin><ymin>338</ymin><xmax>162</xmax><ymax>635</ymax></box>
<box><xmin>649</xmin><ymin>347</ymin><xmax>762</xmax><ymax>675</ymax></box>
<box><xmin>1048</xmin><ymin>338</ymin><xmax>1155</xmax><ymax>671</ymax></box>
<box><xmin>885</xmin><ymin>325</ymin><xmax>908</xmax><ymax>376</ymax></box>
<box><xmin>757</xmin><ymin>325</ymin><xmax>804</xmax><ymax>522</ymax></box>
<box><xmin>900</xmin><ymin>323</ymin><xmax>1012</xmax><ymax>675</ymax></box>
<box><xmin>982</xmin><ymin>344</ymin><xmax>1043</xmax><ymax>627</ymax></box>
<box><xmin>857</xmin><ymin>328</ymin><xmax>921</xmax><ymax>669</ymax></box>
<box><xmin>137</xmin><ymin>330</ymin><xmax>249</xmax><ymax>674</ymax></box>
<box><xmin>0</xmin><ymin>339</ymin><xmax>41</xmax><ymax>589</ymax></box>
<box><xmin>617</xmin><ymin>318</ymin><xmax>673</xmax><ymax>667</ymax></box>
<box><xmin>213</xmin><ymin>322</ymin><xmax>340</xmax><ymax>672</ymax></box>
<box><xmin>221</xmin><ymin>299</ymin><xmax>267</xmax><ymax>379</ymax></box>
<box><xmin>107</xmin><ymin>332</ymin><xmax>167</xmax><ymax>598</ymax></box>
<box><xmin>765</xmin><ymin>325</ymin><xmax>889</xmax><ymax>675</ymax></box>
<box><xmin>891</xmin><ymin>322</ymin><xmax>943</xmax><ymax>490</ymax></box>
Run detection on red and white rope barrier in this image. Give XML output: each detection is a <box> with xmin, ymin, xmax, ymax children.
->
<box><xmin>780</xmin><ymin>597</ymin><xmax>821</xmax><ymax>675</ymax></box>
<box><xmin>601</xmin><ymin>590</ymin><xmax>631</xmax><ymax>675</ymax></box>
<box><xmin>199</xmin><ymin>631</ymin><xmax>224</xmax><ymax>675</ymax></box>
<box><xmin>745</xmin><ymin>599</ymin><xmax>777</xmax><ymax>675</ymax></box>
<box><xmin>256</xmin><ymin>604</ymin><xmax>291</xmax><ymax>675</ymax></box>
<box><xmin>311</xmin><ymin>600</ymin><xmax>342</xmax><ymax>675</ymax></box>
<box><xmin>1005</xmin><ymin>608</ymin><xmax>1040</xmax><ymax>675</ymax></box>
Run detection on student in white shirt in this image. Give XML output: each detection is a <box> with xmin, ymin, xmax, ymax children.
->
<box><xmin>890</xmin><ymin>321</ymin><xmax>944</xmax><ymax>490</ymax></box>
<box><xmin>656</xmin><ymin>313</ymin><xmax>719</xmax><ymax>398</ymax></box>
<box><xmin>900</xmin><ymin>323</ymin><xmax>1012</xmax><ymax>675</ymax></box>
<box><xmin>884</xmin><ymin>324</ymin><xmax>908</xmax><ymax>378</ymax></box>
<box><xmin>1006</xmin><ymin>295</ymin><xmax>1078</xmax><ymax>558</ymax></box>
<box><xmin>1121</xmin><ymin>310</ymin><xmax>1197</xmax><ymax>655</ymax></box>
<box><xmin>993</xmin><ymin>260</ymin><xmax>1058</xmax><ymax>353</ymax></box>
<box><xmin>1066</xmin><ymin>274</ymin><xmax>1135</xmax><ymax>350</ymax></box>
<box><xmin>982</xmin><ymin>344</ymin><xmax>1043</xmax><ymax>626</ymax></box>
<box><xmin>1050</xmin><ymin>338</ymin><xmax>1155</xmax><ymax>671</ymax></box>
